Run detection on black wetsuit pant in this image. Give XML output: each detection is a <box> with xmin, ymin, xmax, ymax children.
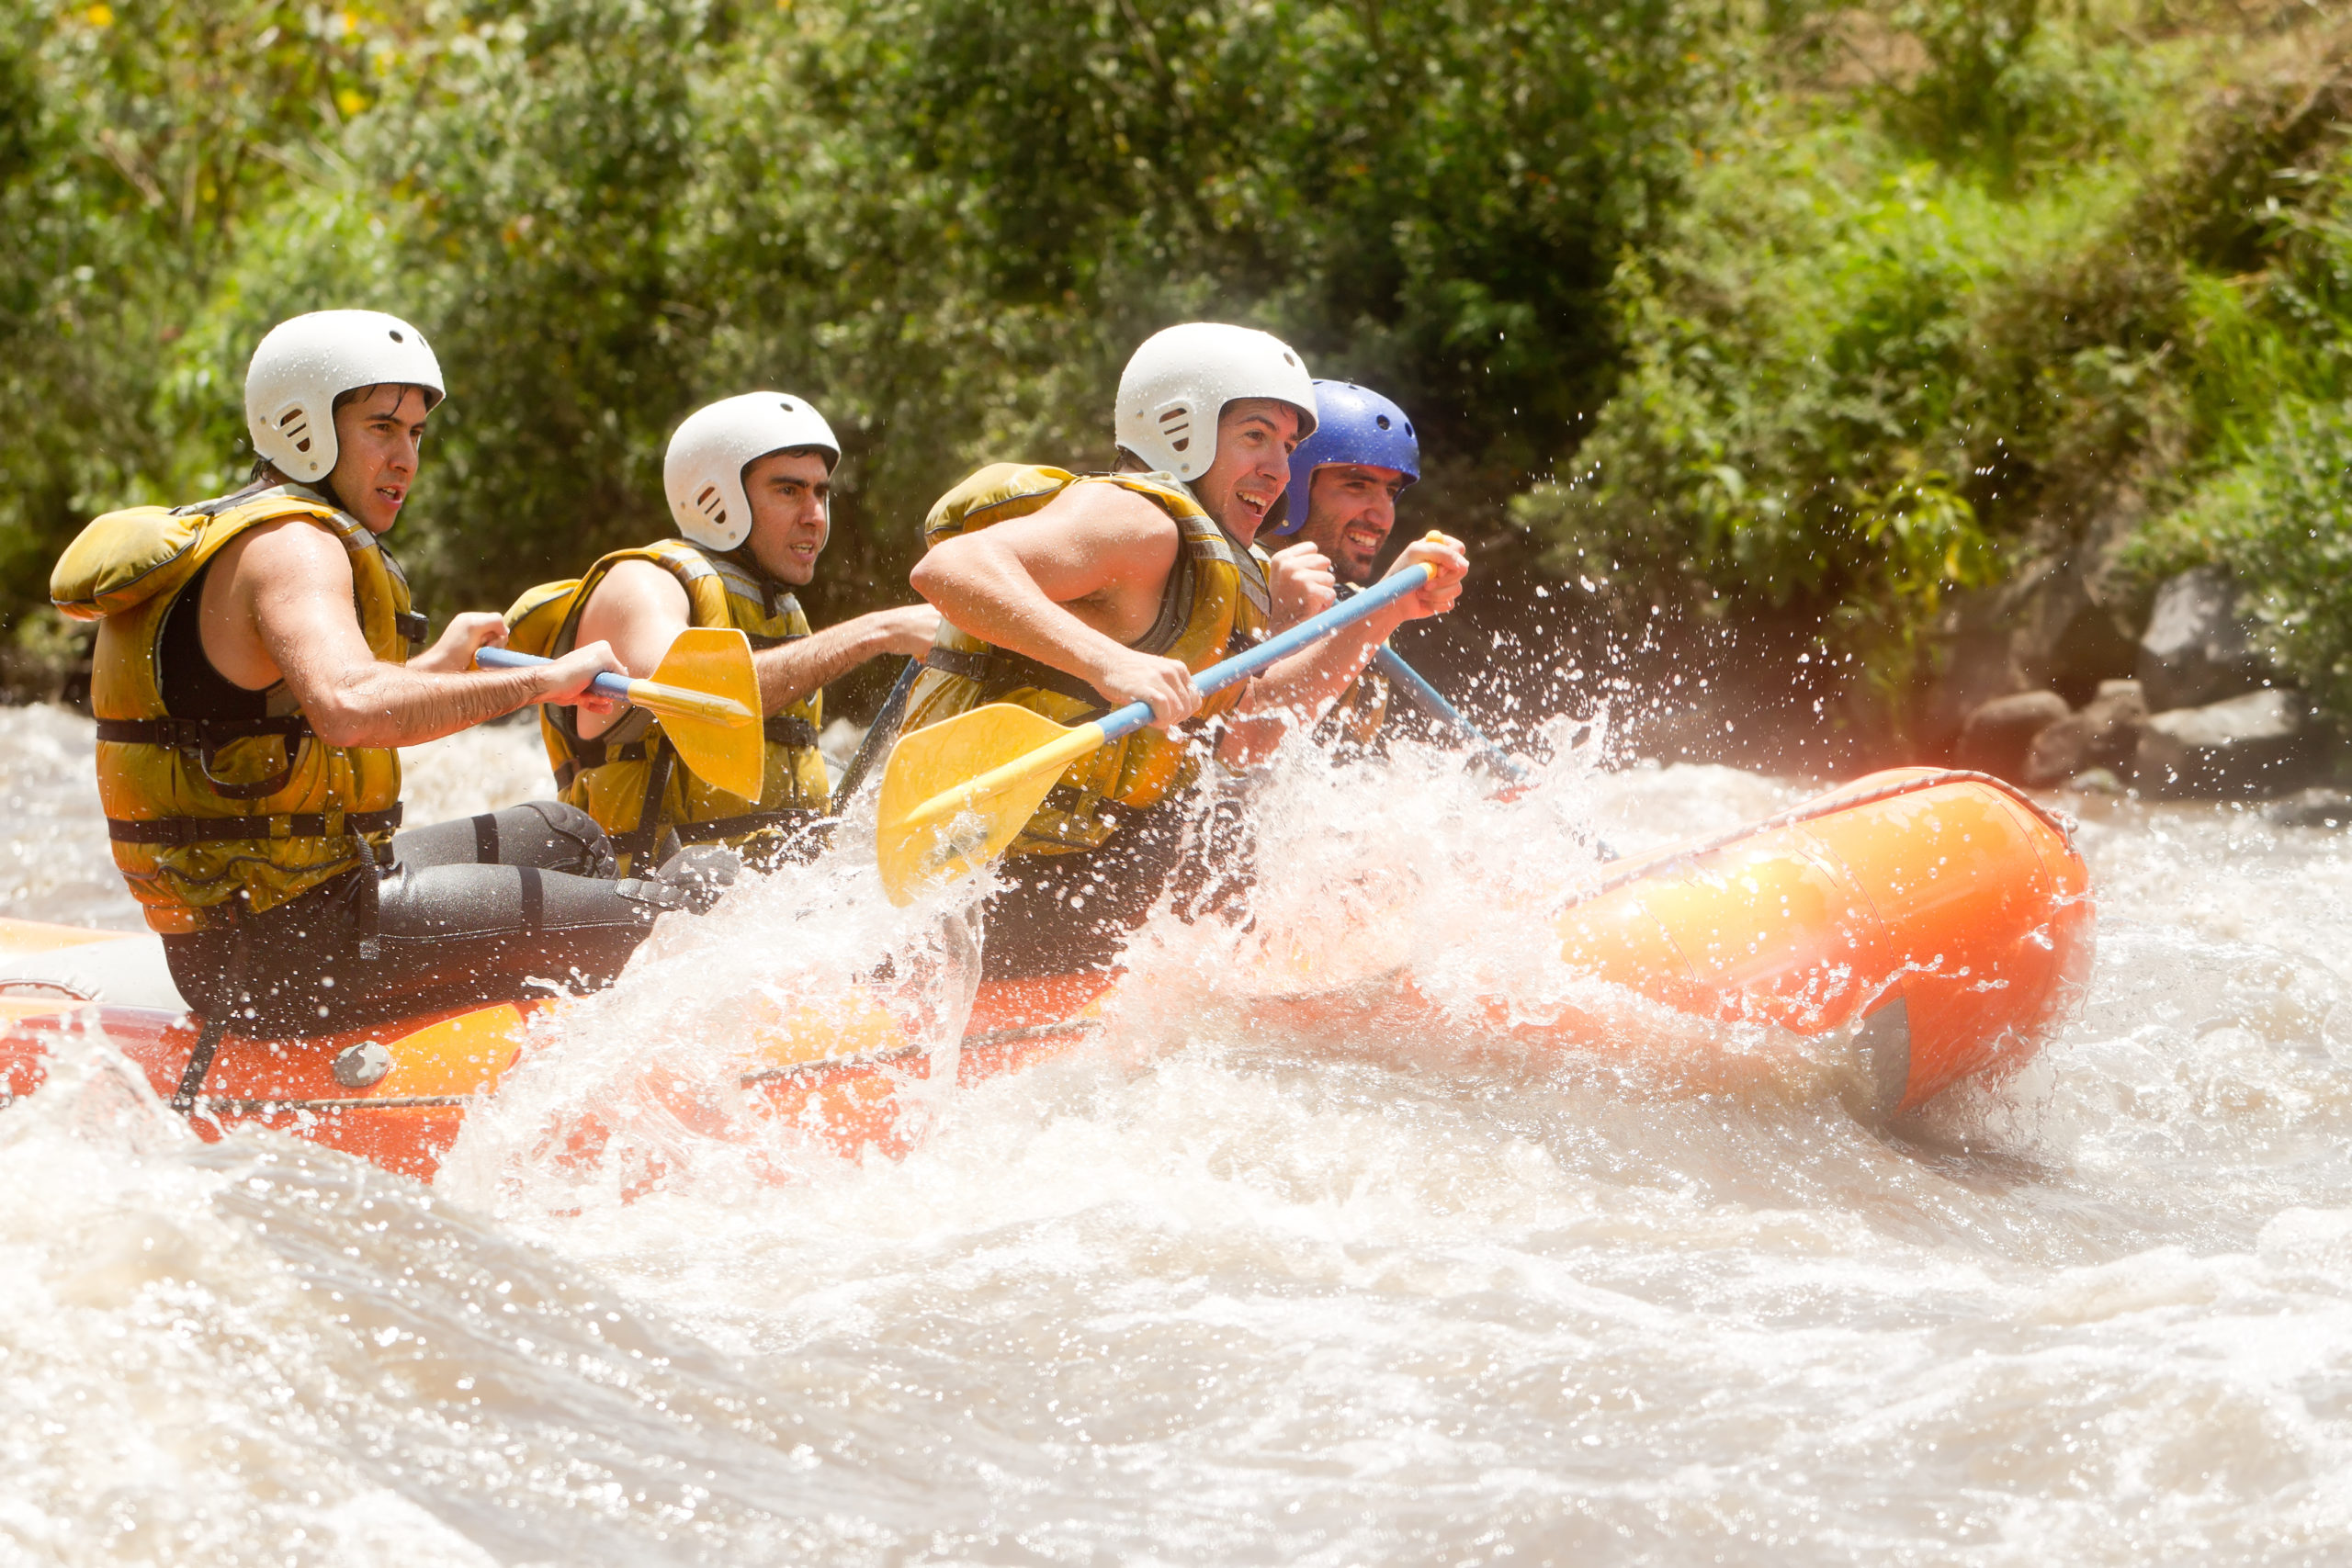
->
<box><xmin>979</xmin><ymin>795</ymin><xmax>1253</xmax><ymax>981</ymax></box>
<box><xmin>163</xmin><ymin>802</ymin><xmax>668</xmax><ymax>1035</ymax></box>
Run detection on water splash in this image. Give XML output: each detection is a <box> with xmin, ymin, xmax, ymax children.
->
<box><xmin>9</xmin><ymin>705</ymin><xmax>2352</xmax><ymax>1562</ymax></box>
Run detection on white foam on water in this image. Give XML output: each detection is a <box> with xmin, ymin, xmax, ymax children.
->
<box><xmin>7</xmin><ymin>705</ymin><xmax>2352</xmax><ymax>1562</ymax></box>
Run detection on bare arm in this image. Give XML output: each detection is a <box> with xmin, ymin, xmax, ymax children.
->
<box><xmin>222</xmin><ymin>523</ymin><xmax>623</xmax><ymax>749</ymax></box>
<box><xmin>574</xmin><ymin>559</ymin><xmax>940</xmax><ymax>733</ymax></box>
<box><xmin>1218</xmin><ymin>533</ymin><xmax>1470</xmax><ymax>765</ymax></box>
<box><xmin>909</xmin><ymin>485</ymin><xmax>1202</xmax><ymax>728</ymax></box>
<box><xmin>753</xmin><ymin>606</ymin><xmax>939</xmax><ymax>711</ymax></box>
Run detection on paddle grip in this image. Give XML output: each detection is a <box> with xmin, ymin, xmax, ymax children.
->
<box><xmin>1091</xmin><ymin>562</ymin><xmax>1435</xmax><ymax>746</ymax></box>
<box><xmin>476</xmin><ymin>644</ymin><xmax>635</xmax><ymax>702</ymax></box>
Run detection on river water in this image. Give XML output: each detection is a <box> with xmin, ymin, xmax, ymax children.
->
<box><xmin>5</xmin><ymin>702</ymin><xmax>2352</xmax><ymax>1565</ymax></box>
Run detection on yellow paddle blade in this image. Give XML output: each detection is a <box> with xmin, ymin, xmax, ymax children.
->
<box><xmin>876</xmin><ymin>704</ymin><xmax>1108</xmax><ymax>905</ymax></box>
<box><xmin>641</xmin><ymin>626</ymin><xmax>763</xmax><ymax>801</ymax></box>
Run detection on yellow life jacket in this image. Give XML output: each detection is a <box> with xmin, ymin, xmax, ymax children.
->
<box><xmin>503</xmin><ymin>538</ymin><xmax>829</xmax><ymax>873</ymax></box>
<box><xmin>899</xmin><ymin>464</ymin><xmax>1272</xmax><ymax>857</ymax></box>
<box><xmin>52</xmin><ymin>481</ymin><xmax>423</xmax><ymax>935</ymax></box>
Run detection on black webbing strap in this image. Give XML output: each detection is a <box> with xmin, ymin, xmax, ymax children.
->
<box><xmin>763</xmin><ymin>714</ymin><xmax>819</xmax><ymax>749</ymax></box>
<box><xmin>96</xmin><ymin>714</ymin><xmax>319</xmax><ymax>800</ymax></box>
<box><xmin>922</xmin><ymin>647</ymin><xmax>1111</xmax><ymax>721</ymax></box>
<box><xmin>668</xmin><ymin>807</ymin><xmax>828</xmax><ymax>846</ymax></box>
<box><xmin>107</xmin><ymin>805</ymin><xmax>403</xmax><ymax>847</ymax></box>
<box><xmin>95</xmin><ymin>715</ymin><xmax>312</xmax><ymax>748</ymax></box>
<box><xmin>610</xmin><ymin>742</ymin><xmax>683</xmax><ymax>870</ymax></box>
<box><xmin>172</xmin><ymin>931</ymin><xmax>247</xmax><ymax>1116</ymax></box>
<box><xmin>563</xmin><ymin>734</ymin><xmax>650</xmax><ymax>781</ymax></box>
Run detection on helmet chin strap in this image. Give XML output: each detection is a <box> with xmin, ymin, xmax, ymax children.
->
<box><xmin>312</xmin><ymin>471</ymin><xmax>353</xmax><ymax>515</ymax></box>
<box><xmin>719</xmin><ymin>540</ymin><xmax>787</xmax><ymax>616</ymax></box>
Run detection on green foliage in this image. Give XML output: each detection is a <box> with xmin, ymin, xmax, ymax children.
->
<box><xmin>1</xmin><ymin>0</ymin><xmax>1717</xmax><ymax>646</ymax></box>
<box><xmin>1513</xmin><ymin>118</ymin><xmax>2113</xmax><ymax>699</ymax></box>
<box><xmin>11</xmin><ymin>0</ymin><xmax>2352</xmax><ymax>738</ymax></box>
<box><xmin>0</xmin><ymin>0</ymin><xmax>392</xmax><ymax>628</ymax></box>
<box><xmin>2124</xmin><ymin>125</ymin><xmax>2352</xmax><ymax>717</ymax></box>
<box><xmin>2131</xmin><ymin>397</ymin><xmax>2352</xmax><ymax>717</ymax></box>
<box><xmin>1515</xmin><ymin>0</ymin><xmax>2352</xmax><ymax>725</ymax></box>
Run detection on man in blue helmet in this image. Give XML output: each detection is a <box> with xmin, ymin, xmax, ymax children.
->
<box><xmin>1263</xmin><ymin>379</ymin><xmax>1430</xmax><ymax>750</ymax></box>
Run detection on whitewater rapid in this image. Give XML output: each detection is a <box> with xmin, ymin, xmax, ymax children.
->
<box><xmin>6</xmin><ymin>703</ymin><xmax>2352</xmax><ymax>1564</ymax></box>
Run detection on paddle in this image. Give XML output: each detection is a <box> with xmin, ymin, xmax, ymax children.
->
<box><xmin>1370</xmin><ymin>645</ymin><xmax>1528</xmax><ymax>782</ymax></box>
<box><xmin>877</xmin><ymin>543</ymin><xmax>1444</xmax><ymax>904</ymax></box>
<box><xmin>478</xmin><ymin>626</ymin><xmax>764</xmax><ymax>801</ymax></box>
<box><xmin>831</xmin><ymin>654</ymin><xmax>923</xmax><ymax>806</ymax></box>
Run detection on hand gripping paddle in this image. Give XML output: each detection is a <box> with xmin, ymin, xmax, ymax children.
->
<box><xmin>876</xmin><ymin>542</ymin><xmax>1445</xmax><ymax>904</ymax></box>
<box><xmin>478</xmin><ymin>626</ymin><xmax>764</xmax><ymax>801</ymax></box>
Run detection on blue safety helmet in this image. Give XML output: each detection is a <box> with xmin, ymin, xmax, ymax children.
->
<box><xmin>1271</xmin><ymin>379</ymin><xmax>1420</xmax><ymax>537</ymax></box>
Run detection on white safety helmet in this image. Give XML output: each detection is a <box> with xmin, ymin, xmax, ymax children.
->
<box><xmin>1114</xmin><ymin>322</ymin><xmax>1317</xmax><ymax>481</ymax></box>
<box><xmin>244</xmin><ymin>310</ymin><xmax>445</xmax><ymax>483</ymax></box>
<box><xmin>662</xmin><ymin>391</ymin><xmax>842</xmax><ymax>551</ymax></box>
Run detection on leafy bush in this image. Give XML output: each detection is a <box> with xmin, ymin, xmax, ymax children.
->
<box><xmin>9</xmin><ymin>0</ymin><xmax>2352</xmax><ymax>742</ymax></box>
<box><xmin>2132</xmin><ymin>397</ymin><xmax>2352</xmax><ymax>716</ymax></box>
<box><xmin>1510</xmin><ymin>0</ymin><xmax>2352</xmax><ymax>727</ymax></box>
<box><xmin>2</xmin><ymin>0</ymin><xmax>1721</xmax><ymax>649</ymax></box>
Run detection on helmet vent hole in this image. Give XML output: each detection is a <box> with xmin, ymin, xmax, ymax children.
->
<box><xmin>1374</xmin><ymin>414</ymin><xmax>1391</xmax><ymax>430</ymax></box>
<box><xmin>778</xmin><ymin>399</ymin><xmax>795</xmax><ymax>412</ymax></box>
<box><xmin>388</xmin><ymin>329</ymin><xmax>405</xmax><ymax>343</ymax></box>
<box><xmin>1155</xmin><ymin>405</ymin><xmax>1193</xmax><ymax>453</ymax></box>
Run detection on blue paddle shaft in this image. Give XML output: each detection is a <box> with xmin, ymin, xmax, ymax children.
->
<box><xmin>1372</xmin><ymin>644</ymin><xmax>1527</xmax><ymax>780</ymax></box>
<box><xmin>1092</xmin><ymin>561</ymin><xmax>1434</xmax><ymax>746</ymax></box>
<box><xmin>476</xmin><ymin>644</ymin><xmax>636</xmax><ymax>702</ymax></box>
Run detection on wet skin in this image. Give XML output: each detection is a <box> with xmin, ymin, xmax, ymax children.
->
<box><xmin>909</xmin><ymin>400</ymin><xmax>1467</xmax><ymax>746</ymax></box>
<box><xmin>190</xmin><ymin>384</ymin><xmax>625</xmax><ymax>747</ymax></box>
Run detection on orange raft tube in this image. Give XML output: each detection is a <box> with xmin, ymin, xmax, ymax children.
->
<box><xmin>0</xmin><ymin>768</ymin><xmax>2091</xmax><ymax>1176</ymax></box>
<box><xmin>1520</xmin><ymin>766</ymin><xmax>2091</xmax><ymax>1116</ymax></box>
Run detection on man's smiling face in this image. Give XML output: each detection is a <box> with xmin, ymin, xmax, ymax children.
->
<box><xmin>741</xmin><ymin>447</ymin><xmax>833</xmax><ymax>585</ymax></box>
<box><xmin>1299</xmin><ymin>463</ymin><xmax>1410</xmax><ymax>584</ymax></box>
<box><xmin>326</xmin><ymin>385</ymin><xmax>434</xmax><ymax>535</ymax></box>
<box><xmin>1193</xmin><ymin>398</ymin><xmax>1302</xmax><ymax>546</ymax></box>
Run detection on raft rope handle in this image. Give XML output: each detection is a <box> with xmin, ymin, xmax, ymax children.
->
<box><xmin>1555</xmin><ymin>769</ymin><xmax>2077</xmax><ymax>916</ymax></box>
<box><xmin>0</xmin><ymin>978</ymin><xmax>96</xmax><ymax>1000</ymax></box>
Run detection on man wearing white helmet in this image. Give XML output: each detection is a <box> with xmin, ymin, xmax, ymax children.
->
<box><xmin>898</xmin><ymin>321</ymin><xmax>1467</xmax><ymax>978</ymax></box>
<box><xmin>503</xmin><ymin>392</ymin><xmax>937</xmax><ymax>873</ymax></box>
<box><xmin>53</xmin><ymin>309</ymin><xmax>707</xmax><ymax>1059</ymax></box>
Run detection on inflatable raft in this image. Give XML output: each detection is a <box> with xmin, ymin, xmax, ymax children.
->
<box><xmin>0</xmin><ymin>768</ymin><xmax>2091</xmax><ymax>1178</ymax></box>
